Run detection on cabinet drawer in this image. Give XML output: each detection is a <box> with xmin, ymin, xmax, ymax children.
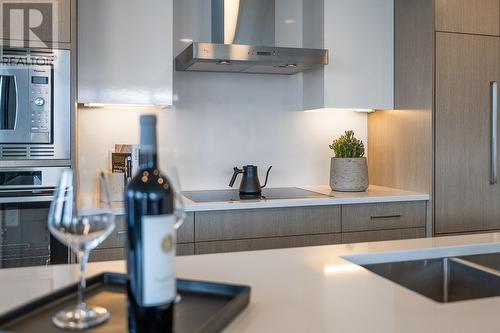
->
<box><xmin>195</xmin><ymin>206</ymin><xmax>341</xmax><ymax>242</ymax></box>
<box><xmin>342</xmin><ymin>228</ymin><xmax>426</xmax><ymax>244</ymax></box>
<box><xmin>341</xmin><ymin>201</ymin><xmax>426</xmax><ymax>232</ymax></box>
<box><xmin>195</xmin><ymin>233</ymin><xmax>342</xmax><ymax>255</ymax></box>
<box><xmin>98</xmin><ymin>212</ymin><xmax>194</xmax><ymax>249</ymax></box>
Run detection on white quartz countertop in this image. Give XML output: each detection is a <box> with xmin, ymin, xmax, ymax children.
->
<box><xmin>83</xmin><ymin>185</ymin><xmax>429</xmax><ymax>214</ymax></box>
<box><xmin>2</xmin><ymin>233</ymin><xmax>500</xmax><ymax>332</ymax></box>
<box><xmin>182</xmin><ymin>185</ymin><xmax>429</xmax><ymax>212</ymax></box>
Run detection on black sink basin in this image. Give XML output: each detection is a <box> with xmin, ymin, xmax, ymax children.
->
<box><xmin>459</xmin><ymin>252</ymin><xmax>500</xmax><ymax>272</ymax></box>
<box><xmin>362</xmin><ymin>256</ymin><xmax>500</xmax><ymax>303</ymax></box>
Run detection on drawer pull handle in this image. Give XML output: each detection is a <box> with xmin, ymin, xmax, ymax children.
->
<box><xmin>370</xmin><ymin>214</ymin><xmax>402</xmax><ymax>220</ymax></box>
<box><xmin>117</xmin><ymin>230</ymin><xmax>127</xmax><ymax>235</ymax></box>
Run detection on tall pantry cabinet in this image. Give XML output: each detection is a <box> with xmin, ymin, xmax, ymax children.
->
<box><xmin>435</xmin><ymin>33</ymin><xmax>500</xmax><ymax>233</ymax></box>
<box><xmin>368</xmin><ymin>0</ymin><xmax>500</xmax><ymax>235</ymax></box>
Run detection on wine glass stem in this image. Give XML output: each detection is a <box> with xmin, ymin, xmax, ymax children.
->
<box><xmin>77</xmin><ymin>250</ymin><xmax>89</xmax><ymax>309</ymax></box>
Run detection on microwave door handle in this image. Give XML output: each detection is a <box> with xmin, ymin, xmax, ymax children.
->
<box><xmin>0</xmin><ymin>76</ymin><xmax>4</xmax><ymax>128</ymax></box>
<box><xmin>0</xmin><ymin>76</ymin><xmax>16</xmax><ymax>130</ymax></box>
<box><xmin>0</xmin><ymin>76</ymin><xmax>11</xmax><ymax>129</ymax></box>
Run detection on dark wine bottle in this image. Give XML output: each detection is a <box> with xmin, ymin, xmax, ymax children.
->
<box><xmin>125</xmin><ymin>115</ymin><xmax>175</xmax><ymax>333</ymax></box>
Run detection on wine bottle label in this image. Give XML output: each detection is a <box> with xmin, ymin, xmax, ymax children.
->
<box><xmin>141</xmin><ymin>214</ymin><xmax>176</xmax><ymax>306</ymax></box>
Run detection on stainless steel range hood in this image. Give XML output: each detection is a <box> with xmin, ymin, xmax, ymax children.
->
<box><xmin>175</xmin><ymin>0</ymin><xmax>329</xmax><ymax>75</ymax></box>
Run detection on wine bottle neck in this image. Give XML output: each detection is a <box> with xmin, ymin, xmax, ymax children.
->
<box><xmin>140</xmin><ymin>151</ymin><xmax>158</xmax><ymax>170</ymax></box>
<box><xmin>140</xmin><ymin>115</ymin><xmax>158</xmax><ymax>170</ymax></box>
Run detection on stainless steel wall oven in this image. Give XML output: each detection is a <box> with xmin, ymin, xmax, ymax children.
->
<box><xmin>0</xmin><ymin>167</ymin><xmax>69</xmax><ymax>268</ymax></box>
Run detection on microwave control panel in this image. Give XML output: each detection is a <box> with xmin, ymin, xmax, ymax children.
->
<box><xmin>29</xmin><ymin>66</ymin><xmax>52</xmax><ymax>138</ymax></box>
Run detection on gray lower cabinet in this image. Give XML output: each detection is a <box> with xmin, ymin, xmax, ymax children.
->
<box><xmin>342</xmin><ymin>228</ymin><xmax>426</xmax><ymax>244</ymax></box>
<box><xmin>88</xmin><ymin>201</ymin><xmax>427</xmax><ymax>261</ymax></box>
<box><xmin>89</xmin><ymin>212</ymin><xmax>195</xmax><ymax>262</ymax></box>
<box><xmin>195</xmin><ymin>206</ymin><xmax>341</xmax><ymax>242</ymax></box>
<box><xmin>89</xmin><ymin>243</ymin><xmax>194</xmax><ymax>263</ymax></box>
<box><xmin>96</xmin><ymin>213</ymin><xmax>194</xmax><ymax>249</ymax></box>
<box><xmin>196</xmin><ymin>233</ymin><xmax>342</xmax><ymax>255</ymax></box>
<box><xmin>177</xmin><ymin>243</ymin><xmax>195</xmax><ymax>256</ymax></box>
<box><xmin>98</xmin><ymin>215</ymin><xmax>127</xmax><ymax>249</ymax></box>
<box><xmin>177</xmin><ymin>212</ymin><xmax>195</xmax><ymax>243</ymax></box>
<box><xmin>89</xmin><ymin>248</ymin><xmax>125</xmax><ymax>262</ymax></box>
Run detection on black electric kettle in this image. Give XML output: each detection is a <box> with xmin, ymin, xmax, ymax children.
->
<box><xmin>229</xmin><ymin>165</ymin><xmax>273</xmax><ymax>195</ymax></box>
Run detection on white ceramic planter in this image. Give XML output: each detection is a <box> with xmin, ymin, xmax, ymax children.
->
<box><xmin>329</xmin><ymin>157</ymin><xmax>368</xmax><ymax>192</ymax></box>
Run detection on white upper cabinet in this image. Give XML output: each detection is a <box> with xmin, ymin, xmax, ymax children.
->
<box><xmin>78</xmin><ymin>0</ymin><xmax>173</xmax><ymax>106</ymax></box>
<box><xmin>322</xmin><ymin>0</ymin><xmax>394</xmax><ymax>110</ymax></box>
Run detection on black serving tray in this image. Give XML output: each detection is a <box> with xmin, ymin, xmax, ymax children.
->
<box><xmin>0</xmin><ymin>273</ymin><xmax>251</xmax><ymax>333</ymax></box>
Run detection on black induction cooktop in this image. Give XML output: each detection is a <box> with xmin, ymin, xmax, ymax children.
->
<box><xmin>182</xmin><ymin>187</ymin><xmax>329</xmax><ymax>203</ymax></box>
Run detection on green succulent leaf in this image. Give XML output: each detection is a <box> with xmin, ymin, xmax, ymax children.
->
<box><xmin>328</xmin><ymin>130</ymin><xmax>365</xmax><ymax>158</ymax></box>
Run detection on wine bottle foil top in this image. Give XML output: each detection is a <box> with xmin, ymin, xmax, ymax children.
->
<box><xmin>140</xmin><ymin>115</ymin><xmax>157</xmax><ymax>126</ymax></box>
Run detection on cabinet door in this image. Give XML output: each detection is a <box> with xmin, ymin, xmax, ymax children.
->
<box><xmin>78</xmin><ymin>0</ymin><xmax>173</xmax><ymax>105</ymax></box>
<box><xmin>323</xmin><ymin>0</ymin><xmax>394</xmax><ymax>110</ymax></box>
<box><xmin>435</xmin><ymin>0</ymin><xmax>500</xmax><ymax>36</ymax></box>
<box><xmin>435</xmin><ymin>33</ymin><xmax>500</xmax><ymax>234</ymax></box>
<box><xmin>0</xmin><ymin>0</ymin><xmax>72</xmax><ymax>48</ymax></box>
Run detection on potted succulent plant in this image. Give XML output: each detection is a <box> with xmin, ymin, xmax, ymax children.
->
<box><xmin>328</xmin><ymin>130</ymin><xmax>368</xmax><ymax>192</ymax></box>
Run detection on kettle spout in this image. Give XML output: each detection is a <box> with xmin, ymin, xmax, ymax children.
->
<box><xmin>260</xmin><ymin>166</ymin><xmax>273</xmax><ymax>189</ymax></box>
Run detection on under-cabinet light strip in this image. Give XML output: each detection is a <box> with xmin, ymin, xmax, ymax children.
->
<box><xmin>304</xmin><ymin>108</ymin><xmax>375</xmax><ymax>113</ymax></box>
<box><xmin>79</xmin><ymin>103</ymin><xmax>170</xmax><ymax>109</ymax></box>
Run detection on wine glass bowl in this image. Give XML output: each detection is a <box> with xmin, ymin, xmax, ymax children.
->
<box><xmin>50</xmin><ymin>212</ymin><xmax>115</xmax><ymax>253</ymax></box>
<box><xmin>162</xmin><ymin>167</ymin><xmax>185</xmax><ymax>305</ymax></box>
<box><xmin>165</xmin><ymin>166</ymin><xmax>186</xmax><ymax>230</ymax></box>
<box><xmin>48</xmin><ymin>169</ymin><xmax>116</xmax><ymax>330</ymax></box>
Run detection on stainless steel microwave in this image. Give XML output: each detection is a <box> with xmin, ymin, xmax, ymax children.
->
<box><xmin>0</xmin><ymin>49</ymin><xmax>70</xmax><ymax>160</ymax></box>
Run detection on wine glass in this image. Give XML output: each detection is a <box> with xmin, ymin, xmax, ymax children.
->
<box><xmin>165</xmin><ymin>165</ymin><xmax>186</xmax><ymax>230</ymax></box>
<box><xmin>164</xmin><ymin>166</ymin><xmax>186</xmax><ymax>304</ymax></box>
<box><xmin>48</xmin><ymin>169</ymin><xmax>116</xmax><ymax>330</ymax></box>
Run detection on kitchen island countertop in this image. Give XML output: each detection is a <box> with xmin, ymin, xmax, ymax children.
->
<box><xmin>1</xmin><ymin>233</ymin><xmax>500</xmax><ymax>332</ymax></box>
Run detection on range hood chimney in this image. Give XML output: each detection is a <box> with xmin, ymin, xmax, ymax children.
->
<box><xmin>175</xmin><ymin>0</ymin><xmax>328</xmax><ymax>75</ymax></box>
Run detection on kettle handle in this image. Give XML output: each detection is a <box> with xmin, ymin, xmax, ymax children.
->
<box><xmin>229</xmin><ymin>167</ymin><xmax>244</xmax><ymax>187</ymax></box>
<box><xmin>260</xmin><ymin>166</ymin><xmax>273</xmax><ymax>189</ymax></box>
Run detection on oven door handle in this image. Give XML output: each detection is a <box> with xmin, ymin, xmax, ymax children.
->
<box><xmin>0</xmin><ymin>196</ymin><xmax>54</xmax><ymax>204</ymax></box>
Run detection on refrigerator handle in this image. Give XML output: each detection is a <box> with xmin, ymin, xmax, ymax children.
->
<box><xmin>491</xmin><ymin>81</ymin><xmax>498</xmax><ymax>185</ymax></box>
